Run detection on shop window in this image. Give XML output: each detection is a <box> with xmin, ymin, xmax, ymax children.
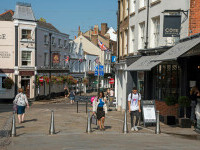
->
<box><xmin>22</xmin><ymin>51</ymin><xmax>31</xmax><ymax>66</ymax></box>
<box><xmin>22</xmin><ymin>29</ymin><xmax>31</xmax><ymax>40</ymax></box>
<box><xmin>137</xmin><ymin>71</ymin><xmax>144</xmax><ymax>99</ymax></box>
<box><xmin>0</xmin><ymin>76</ymin><xmax>6</xmax><ymax>89</ymax></box>
<box><xmin>153</xmin><ymin>64</ymin><xmax>180</xmax><ymax>100</ymax></box>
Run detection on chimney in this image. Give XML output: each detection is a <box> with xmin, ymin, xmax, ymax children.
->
<box><xmin>101</xmin><ymin>23</ymin><xmax>108</xmax><ymax>36</ymax></box>
<box><xmin>91</xmin><ymin>34</ymin><xmax>98</xmax><ymax>46</ymax></box>
<box><xmin>78</xmin><ymin>26</ymin><xmax>81</xmax><ymax>36</ymax></box>
<box><xmin>93</xmin><ymin>25</ymin><xmax>99</xmax><ymax>35</ymax></box>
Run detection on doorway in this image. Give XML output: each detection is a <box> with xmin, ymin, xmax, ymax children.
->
<box><xmin>21</xmin><ymin>76</ymin><xmax>30</xmax><ymax>98</ymax></box>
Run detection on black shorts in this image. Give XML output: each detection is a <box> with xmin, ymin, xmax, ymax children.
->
<box><xmin>97</xmin><ymin>107</ymin><xmax>105</xmax><ymax>120</ymax></box>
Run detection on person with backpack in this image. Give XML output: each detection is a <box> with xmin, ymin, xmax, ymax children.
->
<box><xmin>128</xmin><ymin>87</ymin><xmax>141</xmax><ymax>132</ymax></box>
<box><xmin>13</xmin><ymin>88</ymin><xmax>29</xmax><ymax>124</ymax></box>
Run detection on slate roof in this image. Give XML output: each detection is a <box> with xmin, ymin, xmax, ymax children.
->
<box><xmin>37</xmin><ymin>21</ymin><xmax>61</xmax><ymax>33</ymax></box>
<box><xmin>0</xmin><ymin>10</ymin><xmax>14</xmax><ymax>21</ymax></box>
<box><xmin>13</xmin><ymin>2</ymin><xmax>36</xmax><ymax>21</ymax></box>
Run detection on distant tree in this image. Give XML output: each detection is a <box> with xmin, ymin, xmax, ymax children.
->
<box><xmin>38</xmin><ymin>17</ymin><xmax>46</xmax><ymax>22</ymax></box>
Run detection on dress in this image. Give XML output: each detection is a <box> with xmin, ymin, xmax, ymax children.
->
<box><xmin>96</xmin><ymin>98</ymin><xmax>105</xmax><ymax>120</ymax></box>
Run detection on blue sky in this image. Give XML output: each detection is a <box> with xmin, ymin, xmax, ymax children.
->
<box><xmin>0</xmin><ymin>0</ymin><xmax>117</xmax><ymax>39</ymax></box>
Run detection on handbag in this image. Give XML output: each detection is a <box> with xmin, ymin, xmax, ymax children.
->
<box><xmin>91</xmin><ymin>114</ymin><xmax>97</xmax><ymax>125</ymax></box>
<box><xmin>103</xmin><ymin>104</ymin><xmax>108</xmax><ymax>114</ymax></box>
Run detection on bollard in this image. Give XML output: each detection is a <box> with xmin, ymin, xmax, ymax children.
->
<box><xmin>86</xmin><ymin>109</ymin><xmax>91</xmax><ymax>133</ymax></box>
<box><xmin>77</xmin><ymin>101</ymin><xmax>78</xmax><ymax>113</ymax></box>
<box><xmin>49</xmin><ymin>110</ymin><xmax>55</xmax><ymax>135</ymax></box>
<box><xmin>155</xmin><ymin>111</ymin><xmax>161</xmax><ymax>134</ymax></box>
<box><xmin>86</xmin><ymin>100</ymin><xmax>88</xmax><ymax>114</ymax></box>
<box><xmin>123</xmin><ymin>110</ymin><xmax>128</xmax><ymax>134</ymax></box>
<box><xmin>11</xmin><ymin>112</ymin><xmax>16</xmax><ymax>137</ymax></box>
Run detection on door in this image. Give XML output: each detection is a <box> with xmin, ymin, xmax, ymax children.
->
<box><xmin>21</xmin><ymin>76</ymin><xmax>30</xmax><ymax>98</ymax></box>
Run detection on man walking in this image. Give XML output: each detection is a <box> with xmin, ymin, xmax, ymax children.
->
<box><xmin>128</xmin><ymin>87</ymin><xmax>141</xmax><ymax>131</ymax></box>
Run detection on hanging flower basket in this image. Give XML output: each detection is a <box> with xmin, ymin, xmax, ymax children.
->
<box><xmin>51</xmin><ymin>76</ymin><xmax>57</xmax><ymax>84</ymax></box>
<box><xmin>3</xmin><ymin>77</ymin><xmax>14</xmax><ymax>89</ymax></box>
<box><xmin>82</xmin><ymin>77</ymin><xmax>89</xmax><ymax>85</ymax></box>
<box><xmin>44</xmin><ymin>76</ymin><xmax>50</xmax><ymax>84</ymax></box>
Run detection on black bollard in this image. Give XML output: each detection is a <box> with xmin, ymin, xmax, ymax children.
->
<box><xmin>11</xmin><ymin>112</ymin><xmax>16</xmax><ymax>137</ymax></box>
<box><xmin>77</xmin><ymin>101</ymin><xmax>78</xmax><ymax>113</ymax></box>
<box><xmin>86</xmin><ymin>100</ymin><xmax>88</xmax><ymax>114</ymax></box>
<box><xmin>49</xmin><ymin>110</ymin><xmax>55</xmax><ymax>135</ymax></box>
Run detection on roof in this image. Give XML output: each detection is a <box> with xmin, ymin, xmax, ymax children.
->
<box><xmin>0</xmin><ymin>10</ymin><xmax>14</xmax><ymax>21</ymax></box>
<box><xmin>153</xmin><ymin>34</ymin><xmax>200</xmax><ymax>61</ymax></box>
<box><xmin>13</xmin><ymin>2</ymin><xmax>36</xmax><ymax>21</ymax></box>
<box><xmin>84</xmin><ymin>51</ymin><xmax>98</xmax><ymax>56</ymax></box>
<box><xmin>126</xmin><ymin>55</ymin><xmax>161</xmax><ymax>71</ymax></box>
<box><xmin>37</xmin><ymin>21</ymin><xmax>60</xmax><ymax>33</ymax></box>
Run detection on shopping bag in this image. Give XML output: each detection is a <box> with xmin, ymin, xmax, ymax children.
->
<box><xmin>13</xmin><ymin>104</ymin><xmax>17</xmax><ymax>113</ymax></box>
<box><xmin>91</xmin><ymin>114</ymin><xmax>97</xmax><ymax>125</ymax></box>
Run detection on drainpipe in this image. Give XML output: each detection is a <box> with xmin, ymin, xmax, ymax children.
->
<box><xmin>34</xmin><ymin>27</ymin><xmax>37</xmax><ymax>100</ymax></box>
<box><xmin>14</xmin><ymin>25</ymin><xmax>19</xmax><ymax>96</ymax></box>
<box><xmin>145</xmin><ymin>0</ymin><xmax>150</xmax><ymax>49</ymax></box>
<box><xmin>117</xmin><ymin>0</ymin><xmax>120</xmax><ymax>63</ymax></box>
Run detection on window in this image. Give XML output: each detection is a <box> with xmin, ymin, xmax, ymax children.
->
<box><xmin>139</xmin><ymin>22</ymin><xmax>145</xmax><ymax>49</ymax></box>
<box><xmin>152</xmin><ymin>17</ymin><xmax>160</xmax><ymax>47</ymax></box>
<box><xmin>139</xmin><ymin>0</ymin><xmax>146</xmax><ymax>8</ymax></box>
<box><xmin>120</xmin><ymin>0</ymin><xmax>124</xmax><ymax>21</ymax></box>
<box><xmin>52</xmin><ymin>37</ymin><xmax>55</xmax><ymax>45</ymax></box>
<box><xmin>64</xmin><ymin>40</ymin><xmax>67</xmax><ymax>48</ymax></box>
<box><xmin>125</xmin><ymin>0</ymin><xmax>129</xmax><ymax>17</ymax></box>
<box><xmin>58</xmin><ymin>39</ymin><xmax>62</xmax><ymax>47</ymax></box>
<box><xmin>44</xmin><ymin>53</ymin><xmax>48</xmax><ymax>66</ymax></box>
<box><xmin>124</xmin><ymin>30</ymin><xmax>128</xmax><ymax>55</ymax></box>
<box><xmin>130</xmin><ymin>0</ymin><xmax>136</xmax><ymax>13</ymax></box>
<box><xmin>130</xmin><ymin>26</ymin><xmax>135</xmax><ymax>53</ymax></box>
<box><xmin>44</xmin><ymin>35</ymin><xmax>48</xmax><ymax>44</ymax></box>
<box><xmin>0</xmin><ymin>76</ymin><xmax>6</xmax><ymax>89</ymax></box>
<box><xmin>22</xmin><ymin>51</ymin><xmax>31</xmax><ymax>66</ymax></box>
<box><xmin>22</xmin><ymin>29</ymin><xmax>31</xmax><ymax>40</ymax></box>
<box><xmin>120</xmin><ymin>32</ymin><xmax>123</xmax><ymax>56</ymax></box>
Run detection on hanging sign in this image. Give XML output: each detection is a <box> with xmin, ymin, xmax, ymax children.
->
<box><xmin>163</xmin><ymin>15</ymin><xmax>181</xmax><ymax>37</ymax></box>
<box><xmin>52</xmin><ymin>53</ymin><xmax>60</xmax><ymax>64</ymax></box>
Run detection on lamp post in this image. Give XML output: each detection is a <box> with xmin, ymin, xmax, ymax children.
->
<box><xmin>48</xmin><ymin>33</ymin><xmax>52</xmax><ymax>99</ymax></box>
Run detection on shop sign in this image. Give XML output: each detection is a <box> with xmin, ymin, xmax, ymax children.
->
<box><xmin>0</xmin><ymin>34</ymin><xmax>6</xmax><ymax>39</ymax></box>
<box><xmin>141</xmin><ymin>100</ymin><xmax>156</xmax><ymax>126</ymax></box>
<box><xmin>19</xmin><ymin>71</ymin><xmax>34</xmax><ymax>76</ymax></box>
<box><xmin>52</xmin><ymin>53</ymin><xmax>60</xmax><ymax>64</ymax></box>
<box><xmin>0</xmin><ymin>51</ymin><xmax>11</xmax><ymax>58</ymax></box>
<box><xmin>163</xmin><ymin>15</ymin><xmax>181</xmax><ymax>37</ymax></box>
<box><xmin>111</xmin><ymin>56</ymin><xmax>116</xmax><ymax>63</ymax></box>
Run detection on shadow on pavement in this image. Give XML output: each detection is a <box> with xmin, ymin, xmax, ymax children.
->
<box><xmin>24</xmin><ymin>119</ymin><xmax>37</xmax><ymax>123</ymax></box>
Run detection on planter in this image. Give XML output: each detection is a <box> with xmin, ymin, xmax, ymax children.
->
<box><xmin>179</xmin><ymin>118</ymin><xmax>191</xmax><ymax>128</ymax></box>
<box><xmin>164</xmin><ymin>116</ymin><xmax>176</xmax><ymax>125</ymax></box>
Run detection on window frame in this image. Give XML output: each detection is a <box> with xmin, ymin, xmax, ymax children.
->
<box><xmin>21</xmin><ymin>51</ymin><xmax>32</xmax><ymax>66</ymax></box>
<box><xmin>21</xmin><ymin>29</ymin><xmax>32</xmax><ymax>40</ymax></box>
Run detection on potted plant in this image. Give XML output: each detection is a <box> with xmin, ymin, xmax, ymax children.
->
<box><xmin>178</xmin><ymin>96</ymin><xmax>191</xmax><ymax>128</ymax></box>
<box><xmin>164</xmin><ymin>96</ymin><xmax>177</xmax><ymax>125</ymax></box>
<box><xmin>3</xmin><ymin>77</ymin><xmax>14</xmax><ymax>89</ymax></box>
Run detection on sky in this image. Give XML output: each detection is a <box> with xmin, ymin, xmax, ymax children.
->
<box><xmin>0</xmin><ymin>0</ymin><xmax>117</xmax><ymax>39</ymax></box>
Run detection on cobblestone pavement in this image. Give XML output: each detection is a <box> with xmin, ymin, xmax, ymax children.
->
<box><xmin>0</xmin><ymin>98</ymin><xmax>200</xmax><ymax>150</ymax></box>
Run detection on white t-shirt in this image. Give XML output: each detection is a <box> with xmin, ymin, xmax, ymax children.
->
<box><xmin>128</xmin><ymin>93</ymin><xmax>141</xmax><ymax>111</ymax></box>
<box><xmin>110</xmin><ymin>90</ymin><xmax>114</xmax><ymax>97</ymax></box>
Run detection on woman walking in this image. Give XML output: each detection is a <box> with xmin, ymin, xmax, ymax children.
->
<box><xmin>13</xmin><ymin>88</ymin><xmax>29</xmax><ymax>124</ymax></box>
<box><xmin>64</xmin><ymin>85</ymin><xmax>69</xmax><ymax>98</ymax></box>
<box><xmin>93</xmin><ymin>91</ymin><xmax>107</xmax><ymax>131</ymax></box>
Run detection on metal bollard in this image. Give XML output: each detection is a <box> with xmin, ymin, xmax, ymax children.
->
<box><xmin>123</xmin><ymin>110</ymin><xmax>128</xmax><ymax>134</ymax></box>
<box><xmin>49</xmin><ymin>110</ymin><xmax>55</xmax><ymax>135</ymax></box>
<box><xmin>77</xmin><ymin>101</ymin><xmax>78</xmax><ymax>113</ymax></box>
<box><xmin>86</xmin><ymin>109</ymin><xmax>91</xmax><ymax>133</ymax></box>
<box><xmin>86</xmin><ymin>100</ymin><xmax>88</xmax><ymax>114</ymax></box>
<box><xmin>11</xmin><ymin>112</ymin><xmax>16</xmax><ymax>137</ymax></box>
<box><xmin>155</xmin><ymin>111</ymin><xmax>161</xmax><ymax>134</ymax></box>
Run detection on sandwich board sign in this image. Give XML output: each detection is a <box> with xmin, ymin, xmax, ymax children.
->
<box><xmin>141</xmin><ymin>100</ymin><xmax>156</xmax><ymax>127</ymax></box>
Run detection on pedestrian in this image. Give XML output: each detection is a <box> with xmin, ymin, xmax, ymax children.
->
<box><xmin>69</xmin><ymin>89</ymin><xmax>75</xmax><ymax>104</ymax></box>
<box><xmin>106</xmin><ymin>89</ymin><xmax>110</xmax><ymax>107</ymax></box>
<box><xmin>128</xmin><ymin>87</ymin><xmax>141</xmax><ymax>132</ymax></box>
<box><xmin>13</xmin><ymin>88</ymin><xmax>29</xmax><ymax>124</ymax></box>
<box><xmin>190</xmin><ymin>86</ymin><xmax>200</xmax><ymax>125</ymax></box>
<box><xmin>109</xmin><ymin>88</ymin><xmax>114</xmax><ymax>103</ymax></box>
<box><xmin>93</xmin><ymin>91</ymin><xmax>107</xmax><ymax>131</ymax></box>
<box><xmin>64</xmin><ymin>85</ymin><xmax>69</xmax><ymax>98</ymax></box>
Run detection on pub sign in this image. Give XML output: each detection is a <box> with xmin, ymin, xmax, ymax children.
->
<box><xmin>163</xmin><ymin>15</ymin><xmax>181</xmax><ymax>37</ymax></box>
